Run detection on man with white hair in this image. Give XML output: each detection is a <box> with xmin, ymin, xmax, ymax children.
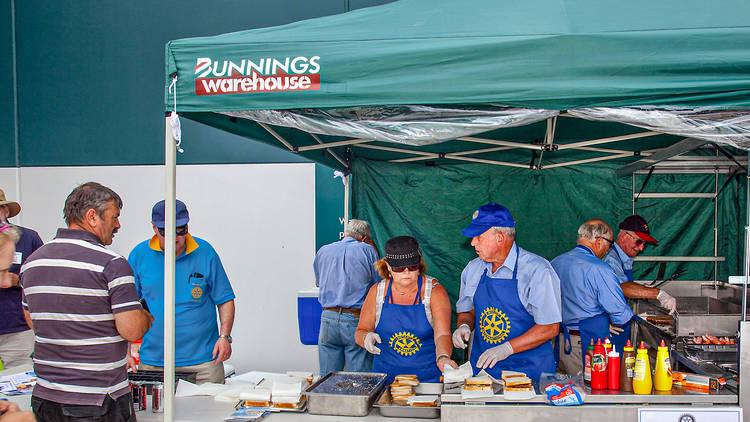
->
<box><xmin>314</xmin><ymin>219</ymin><xmax>380</xmax><ymax>375</ymax></box>
<box><xmin>452</xmin><ymin>203</ymin><xmax>561</xmax><ymax>382</ymax></box>
<box><xmin>551</xmin><ymin>218</ymin><xmax>633</xmax><ymax>375</ymax></box>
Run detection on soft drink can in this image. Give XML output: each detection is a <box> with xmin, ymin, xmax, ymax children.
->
<box><xmin>151</xmin><ymin>383</ymin><xmax>164</xmax><ymax>413</ymax></box>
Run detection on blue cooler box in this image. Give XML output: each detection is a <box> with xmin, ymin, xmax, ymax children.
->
<box><xmin>297</xmin><ymin>288</ymin><xmax>322</xmax><ymax>345</ymax></box>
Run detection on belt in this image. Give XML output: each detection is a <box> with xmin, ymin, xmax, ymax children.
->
<box><xmin>568</xmin><ymin>329</ymin><xmax>581</xmax><ymax>336</ymax></box>
<box><xmin>324</xmin><ymin>307</ymin><xmax>361</xmax><ymax>317</ymax></box>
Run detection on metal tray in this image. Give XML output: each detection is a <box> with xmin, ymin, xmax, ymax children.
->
<box><xmin>374</xmin><ymin>385</ymin><xmax>440</xmax><ymax>419</ymax></box>
<box><xmin>305</xmin><ymin>371</ymin><xmax>388</xmax><ymax>416</ymax></box>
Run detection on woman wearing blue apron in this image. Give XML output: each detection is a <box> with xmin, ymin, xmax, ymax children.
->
<box><xmin>470</xmin><ymin>245</ymin><xmax>556</xmax><ymax>382</ymax></box>
<box><xmin>355</xmin><ymin>236</ymin><xmax>458</xmax><ymax>383</ymax></box>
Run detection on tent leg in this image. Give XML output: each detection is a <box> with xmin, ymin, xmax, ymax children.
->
<box><xmin>344</xmin><ymin>174</ymin><xmax>350</xmax><ymax>223</ymax></box>
<box><xmin>164</xmin><ymin>116</ymin><xmax>177</xmax><ymax>422</ymax></box>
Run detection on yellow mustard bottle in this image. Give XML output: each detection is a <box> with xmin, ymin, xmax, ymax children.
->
<box><xmin>654</xmin><ymin>339</ymin><xmax>673</xmax><ymax>391</ymax></box>
<box><xmin>633</xmin><ymin>341</ymin><xmax>652</xmax><ymax>395</ymax></box>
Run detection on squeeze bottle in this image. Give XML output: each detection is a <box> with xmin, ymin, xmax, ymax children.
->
<box><xmin>654</xmin><ymin>339</ymin><xmax>673</xmax><ymax>391</ymax></box>
<box><xmin>603</xmin><ymin>337</ymin><xmax>612</xmax><ymax>366</ymax></box>
<box><xmin>584</xmin><ymin>339</ymin><xmax>594</xmax><ymax>385</ymax></box>
<box><xmin>619</xmin><ymin>339</ymin><xmax>635</xmax><ymax>392</ymax></box>
<box><xmin>591</xmin><ymin>338</ymin><xmax>607</xmax><ymax>389</ymax></box>
<box><xmin>607</xmin><ymin>346</ymin><xmax>620</xmax><ymax>390</ymax></box>
<box><xmin>633</xmin><ymin>341</ymin><xmax>652</xmax><ymax>395</ymax></box>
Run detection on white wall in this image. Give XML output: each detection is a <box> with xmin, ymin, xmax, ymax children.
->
<box><xmin>1</xmin><ymin>164</ymin><xmax>319</xmax><ymax>374</ymax></box>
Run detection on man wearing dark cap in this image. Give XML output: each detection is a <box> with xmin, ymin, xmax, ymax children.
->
<box><xmin>128</xmin><ymin>200</ymin><xmax>236</xmax><ymax>384</ymax></box>
<box><xmin>604</xmin><ymin>215</ymin><xmax>677</xmax><ymax>314</ymax></box>
<box><xmin>452</xmin><ymin>203</ymin><xmax>561</xmax><ymax>381</ymax></box>
<box><xmin>0</xmin><ymin>188</ymin><xmax>43</xmax><ymax>368</ymax></box>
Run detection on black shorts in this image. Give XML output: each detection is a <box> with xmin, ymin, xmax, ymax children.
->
<box><xmin>31</xmin><ymin>393</ymin><xmax>136</xmax><ymax>422</ymax></box>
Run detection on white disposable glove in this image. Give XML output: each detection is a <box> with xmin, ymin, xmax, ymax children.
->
<box><xmin>452</xmin><ymin>324</ymin><xmax>472</xmax><ymax>349</ymax></box>
<box><xmin>609</xmin><ymin>324</ymin><xmax>625</xmax><ymax>336</ymax></box>
<box><xmin>364</xmin><ymin>332</ymin><xmax>381</xmax><ymax>355</ymax></box>
<box><xmin>657</xmin><ymin>290</ymin><xmax>677</xmax><ymax>315</ymax></box>
<box><xmin>476</xmin><ymin>342</ymin><xmax>514</xmax><ymax>369</ymax></box>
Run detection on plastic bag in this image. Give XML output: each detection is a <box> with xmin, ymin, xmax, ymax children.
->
<box><xmin>540</xmin><ymin>372</ymin><xmax>586</xmax><ymax>406</ymax></box>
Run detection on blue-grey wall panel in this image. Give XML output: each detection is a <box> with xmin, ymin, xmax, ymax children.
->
<box><xmin>0</xmin><ymin>0</ymin><xmax>15</xmax><ymax>167</ymax></box>
<box><xmin>12</xmin><ymin>0</ymin><xmax>397</xmax><ymax>167</ymax></box>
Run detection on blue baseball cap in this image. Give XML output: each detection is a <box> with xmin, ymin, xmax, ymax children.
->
<box><xmin>151</xmin><ymin>199</ymin><xmax>190</xmax><ymax>228</ymax></box>
<box><xmin>461</xmin><ymin>203</ymin><xmax>515</xmax><ymax>237</ymax></box>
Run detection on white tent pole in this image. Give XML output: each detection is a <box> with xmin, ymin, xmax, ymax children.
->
<box><xmin>297</xmin><ymin>138</ymin><xmax>372</xmax><ymax>152</ymax></box>
<box><xmin>309</xmin><ymin>133</ymin><xmax>347</xmax><ymax>168</ymax></box>
<box><xmin>164</xmin><ymin>115</ymin><xmax>177</xmax><ymax>422</ymax></box>
<box><xmin>390</xmin><ymin>145</ymin><xmax>514</xmax><ymax>163</ymax></box>
<box><xmin>543</xmin><ymin>152</ymin><xmax>632</xmax><ymax>169</ymax></box>
<box><xmin>355</xmin><ymin>143</ymin><xmax>436</xmax><ymax>157</ymax></box>
<box><xmin>555</xmin><ymin>131</ymin><xmax>660</xmax><ymax>150</ymax></box>
<box><xmin>458</xmin><ymin>136</ymin><xmax>543</xmax><ymax>150</ymax></box>
<box><xmin>344</xmin><ymin>174</ymin><xmax>350</xmax><ymax>223</ymax></box>
<box><xmin>257</xmin><ymin>122</ymin><xmax>295</xmax><ymax>151</ymax></box>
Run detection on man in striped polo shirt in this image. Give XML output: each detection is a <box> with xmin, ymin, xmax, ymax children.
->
<box><xmin>21</xmin><ymin>182</ymin><xmax>152</xmax><ymax>422</ymax></box>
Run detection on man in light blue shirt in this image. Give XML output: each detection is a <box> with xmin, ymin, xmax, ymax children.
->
<box><xmin>604</xmin><ymin>215</ymin><xmax>677</xmax><ymax>311</ymax></box>
<box><xmin>551</xmin><ymin>218</ymin><xmax>633</xmax><ymax>375</ymax></box>
<box><xmin>314</xmin><ymin>219</ymin><xmax>380</xmax><ymax>375</ymax></box>
<box><xmin>452</xmin><ymin>203</ymin><xmax>561</xmax><ymax>381</ymax></box>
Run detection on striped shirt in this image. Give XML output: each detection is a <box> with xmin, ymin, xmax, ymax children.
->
<box><xmin>20</xmin><ymin>228</ymin><xmax>143</xmax><ymax>406</ymax></box>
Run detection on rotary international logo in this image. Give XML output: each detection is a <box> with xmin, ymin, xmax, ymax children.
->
<box><xmin>479</xmin><ymin>306</ymin><xmax>510</xmax><ymax>344</ymax></box>
<box><xmin>389</xmin><ymin>331</ymin><xmax>421</xmax><ymax>356</ymax></box>
<box><xmin>472</xmin><ymin>210</ymin><xmax>479</xmax><ymax>220</ymax></box>
<box><xmin>191</xmin><ymin>286</ymin><xmax>203</xmax><ymax>299</ymax></box>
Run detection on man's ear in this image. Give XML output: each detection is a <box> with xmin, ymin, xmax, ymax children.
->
<box><xmin>84</xmin><ymin>208</ymin><xmax>99</xmax><ymax>226</ymax></box>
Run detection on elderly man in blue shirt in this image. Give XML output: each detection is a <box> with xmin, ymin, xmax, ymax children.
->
<box><xmin>452</xmin><ymin>203</ymin><xmax>561</xmax><ymax>382</ymax></box>
<box><xmin>552</xmin><ymin>218</ymin><xmax>634</xmax><ymax>375</ymax></box>
<box><xmin>314</xmin><ymin>219</ymin><xmax>380</xmax><ymax>376</ymax></box>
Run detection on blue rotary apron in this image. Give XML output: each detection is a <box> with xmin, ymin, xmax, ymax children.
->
<box><xmin>372</xmin><ymin>276</ymin><xmax>441</xmax><ymax>383</ymax></box>
<box><xmin>470</xmin><ymin>246</ymin><xmax>555</xmax><ymax>381</ymax></box>
<box><xmin>609</xmin><ymin>247</ymin><xmax>634</xmax><ymax>353</ymax></box>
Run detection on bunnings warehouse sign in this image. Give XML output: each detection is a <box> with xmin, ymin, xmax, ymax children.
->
<box><xmin>194</xmin><ymin>56</ymin><xmax>321</xmax><ymax>95</ymax></box>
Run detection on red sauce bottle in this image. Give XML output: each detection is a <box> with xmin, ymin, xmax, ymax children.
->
<box><xmin>584</xmin><ymin>339</ymin><xmax>595</xmax><ymax>385</ymax></box>
<box><xmin>608</xmin><ymin>346</ymin><xmax>620</xmax><ymax>390</ymax></box>
<box><xmin>591</xmin><ymin>338</ymin><xmax>608</xmax><ymax>389</ymax></box>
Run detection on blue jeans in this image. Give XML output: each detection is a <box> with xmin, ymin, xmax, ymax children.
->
<box><xmin>318</xmin><ymin>310</ymin><xmax>372</xmax><ymax>376</ymax></box>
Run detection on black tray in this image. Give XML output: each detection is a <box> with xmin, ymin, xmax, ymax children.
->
<box><xmin>128</xmin><ymin>370</ymin><xmax>197</xmax><ymax>385</ymax></box>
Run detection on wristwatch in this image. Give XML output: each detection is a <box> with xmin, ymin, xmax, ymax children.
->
<box><xmin>219</xmin><ymin>334</ymin><xmax>232</xmax><ymax>343</ymax></box>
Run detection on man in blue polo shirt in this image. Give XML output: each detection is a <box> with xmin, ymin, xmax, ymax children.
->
<box><xmin>129</xmin><ymin>200</ymin><xmax>235</xmax><ymax>384</ymax></box>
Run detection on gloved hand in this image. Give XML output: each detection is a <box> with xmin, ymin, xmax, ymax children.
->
<box><xmin>657</xmin><ymin>290</ymin><xmax>677</xmax><ymax>315</ymax></box>
<box><xmin>364</xmin><ymin>332</ymin><xmax>381</xmax><ymax>355</ymax></box>
<box><xmin>452</xmin><ymin>324</ymin><xmax>472</xmax><ymax>349</ymax></box>
<box><xmin>476</xmin><ymin>342</ymin><xmax>514</xmax><ymax>369</ymax></box>
<box><xmin>609</xmin><ymin>324</ymin><xmax>625</xmax><ymax>336</ymax></box>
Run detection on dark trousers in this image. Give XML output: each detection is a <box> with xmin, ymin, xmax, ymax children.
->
<box><xmin>32</xmin><ymin>393</ymin><xmax>136</xmax><ymax>422</ymax></box>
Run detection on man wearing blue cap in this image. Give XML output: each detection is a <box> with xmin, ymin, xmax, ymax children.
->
<box><xmin>128</xmin><ymin>200</ymin><xmax>236</xmax><ymax>384</ymax></box>
<box><xmin>452</xmin><ymin>203</ymin><xmax>561</xmax><ymax>381</ymax></box>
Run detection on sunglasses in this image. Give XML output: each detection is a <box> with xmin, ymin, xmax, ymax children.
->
<box><xmin>157</xmin><ymin>225</ymin><xmax>188</xmax><ymax>237</ymax></box>
<box><xmin>391</xmin><ymin>264</ymin><xmax>420</xmax><ymax>273</ymax></box>
<box><xmin>625</xmin><ymin>231</ymin><xmax>646</xmax><ymax>247</ymax></box>
<box><xmin>597</xmin><ymin>236</ymin><xmax>614</xmax><ymax>245</ymax></box>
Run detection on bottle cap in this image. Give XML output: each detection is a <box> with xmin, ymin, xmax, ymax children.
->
<box><xmin>589</xmin><ymin>339</ymin><xmax>595</xmax><ymax>346</ymax></box>
<box><xmin>638</xmin><ymin>341</ymin><xmax>647</xmax><ymax>350</ymax></box>
<box><xmin>596</xmin><ymin>338</ymin><xmax>602</xmax><ymax>345</ymax></box>
<box><xmin>608</xmin><ymin>345</ymin><xmax>619</xmax><ymax>358</ymax></box>
<box><xmin>659</xmin><ymin>339</ymin><xmax>667</xmax><ymax>348</ymax></box>
<box><xmin>604</xmin><ymin>337</ymin><xmax>611</xmax><ymax>345</ymax></box>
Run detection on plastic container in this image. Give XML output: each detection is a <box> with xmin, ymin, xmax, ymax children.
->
<box><xmin>591</xmin><ymin>339</ymin><xmax>607</xmax><ymax>390</ymax></box>
<box><xmin>603</xmin><ymin>337</ymin><xmax>612</xmax><ymax>367</ymax></box>
<box><xmin>633</xmin><ymin>342</ymin><xmax>652</xmax><ymax>395</ymax></box>
<box><xmin>654</xmin><ymin>339</ymin><xmax>673</xmax><ymax>391</ymax></box>
<box><xmin>607</xmin><ymin>346</ymin><xmax>620</xmax><ymax>390</ymax></box>
<box><xmin>619</xmin><ymin>340</ymin><xmax>635</xmax><ymax>392</ymax></box>
<box><xmin>297</xmin><ymin>288</ymin><xmax>322</xmax><ymax>345</ymax></box>
<box><xmin>584</xmin><ymin>339</ymin><xmax>594</xmax><ymax>385</ymax></box>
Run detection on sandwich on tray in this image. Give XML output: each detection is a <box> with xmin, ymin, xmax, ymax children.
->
<box><xmin>407</xmin><ymin>395</ymin><xmax>439</xmax><ymax>407</ymax></box>
<box><xmin>503</xmin><ymin>374</ymin><xmax>533</xmax><ymax>392</ymax></box>
<box><xmin>240</xmin><ymin>387</ymin><xmax>271</xmax><ymax>407</ymax></box>
<box><xmin>463</xmin><ymin>375</ymin><xmax>493</xmax><ymax>392</ymax></box>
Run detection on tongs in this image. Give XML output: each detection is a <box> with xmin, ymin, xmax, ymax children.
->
<box><xmin>650</xmin><ymin>268</ymin><xmax>687</xmax><ymax>289</ymax></box>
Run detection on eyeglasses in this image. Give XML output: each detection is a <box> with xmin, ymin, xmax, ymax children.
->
<box><xmin>625</xmin><ymin>231</ymin><xmax>645</xmax><ymax>247</ymax></box>
<box><xmin>157</xmin><ymin>225</ymin><xmax>188</xmax><ymax>237</ymax></box>
<box><xmin>597</xmin><ymin>236</ymin><xmax>614</xmax><ymax>245</ymax></box>
<box><xmin>391</xmin><ymin>265</ymin><xmax>420</xmax><ymax>273</ymax></box>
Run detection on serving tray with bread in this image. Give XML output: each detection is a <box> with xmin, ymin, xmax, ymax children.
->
<box><xmin>374</xmin><ymin>374</ymin><xmax>441</xmax><ymax>419</ymax></box>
